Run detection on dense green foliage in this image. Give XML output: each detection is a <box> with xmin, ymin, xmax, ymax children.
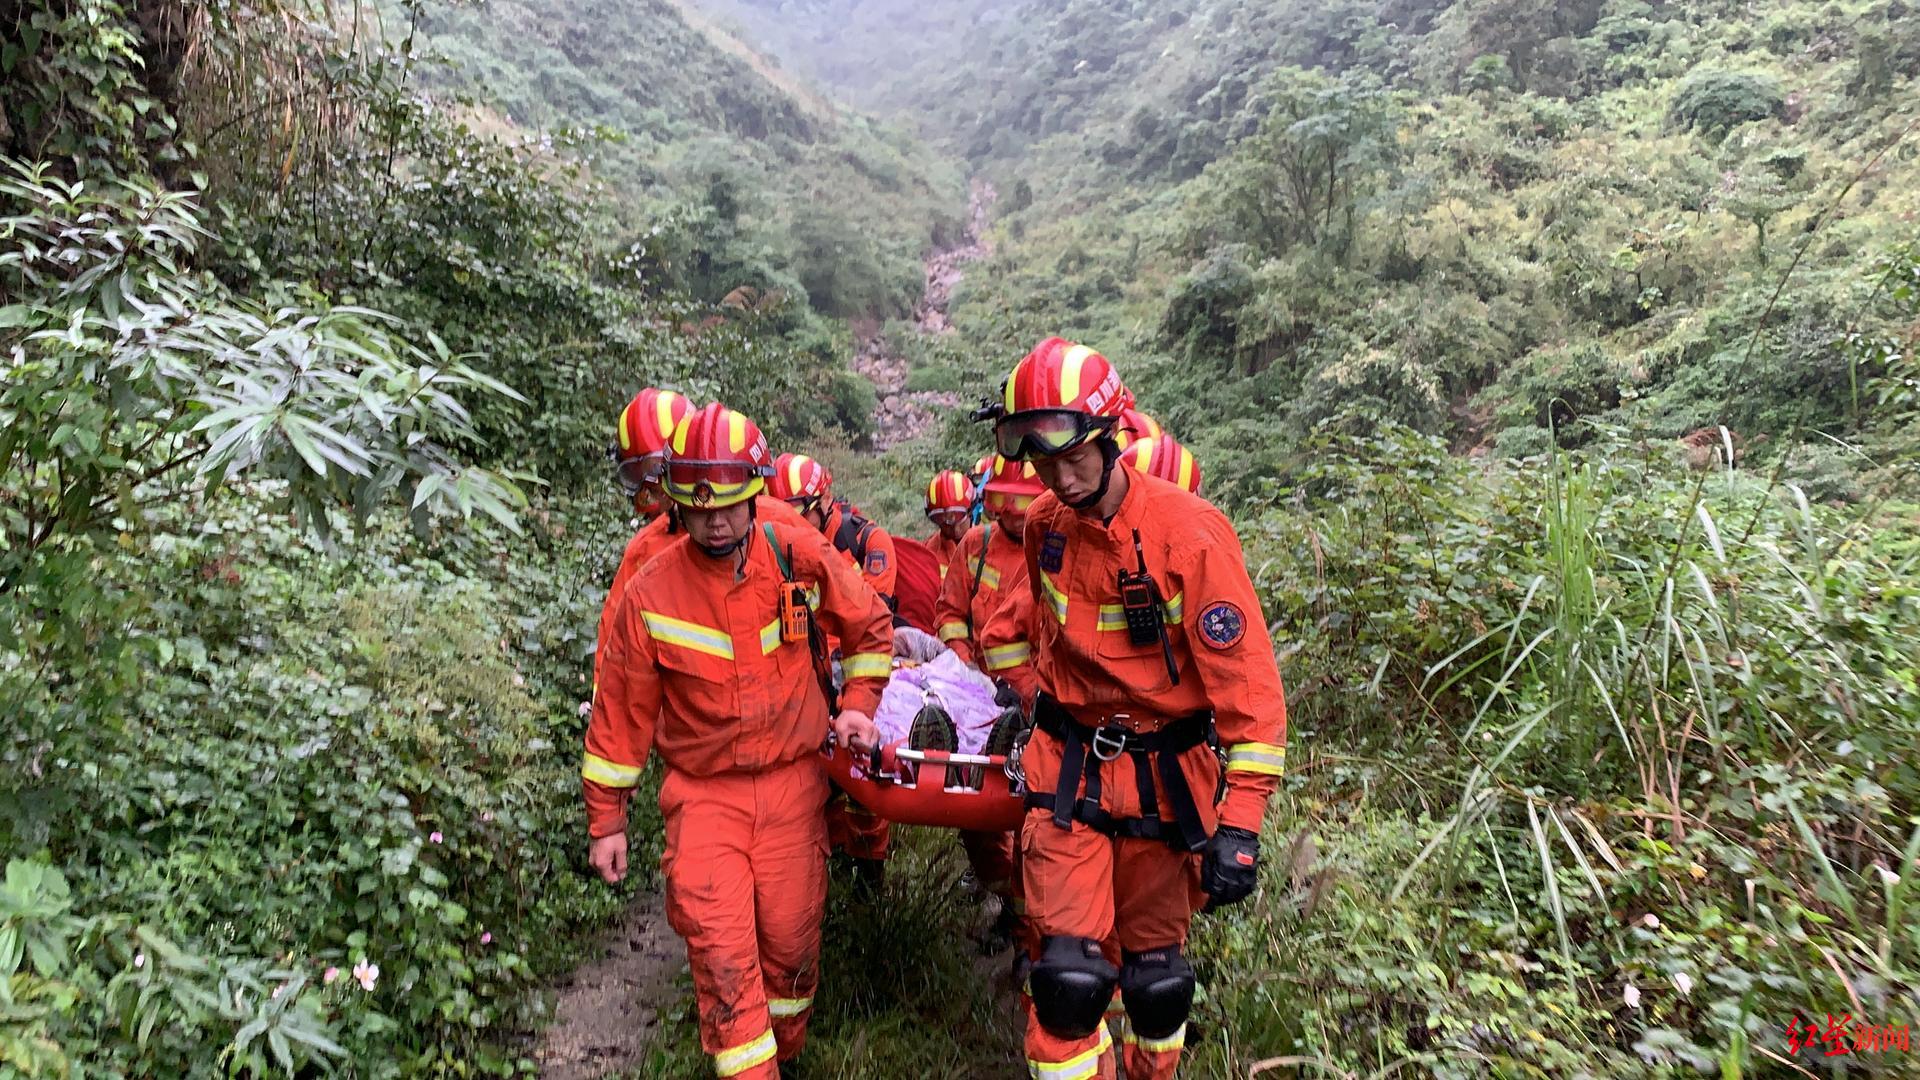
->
<box><xmin>8</xmin><ymin>0</ymin><xmax>1920</xmax><ymax>1075</ymax></box>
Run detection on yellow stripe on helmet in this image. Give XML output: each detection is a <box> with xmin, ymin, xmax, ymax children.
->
<box><xmin>653</xmin><ymin>391</ymin><xmax>678</xmax><ymax>441</ymax></box>
<box><xmin>726</xmin><ymin>411</ymin><xmax>747</xmax><ymax>453</ymax></box>
<box><xmin>1059</xmin><ymin>343</ymin><xmax>1094</xmax><ymax>404</ymax></box>
<box><xmin>617</xmin><ymin>402</ymin><xmax>634</xmax><ymax>452</ymax></box>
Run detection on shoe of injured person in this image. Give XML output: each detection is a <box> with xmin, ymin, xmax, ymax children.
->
<box><xmin>908</xmin><ymin>700</ymin><xmax>958</xmax><ymax>752</ymax></box>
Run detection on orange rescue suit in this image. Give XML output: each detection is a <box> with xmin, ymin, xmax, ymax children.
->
<box><xmin>818</xmin><ymin>501</ymin><xmax>898</xmax><ymax>861</ymax></box>
<box><xmin>923</xmin><ymin>530</ymin><xmax>960</xmax><ymax>578</ymax></box>
<box><xmin>584</xmin><ymin>522</ymin><xmax>893</xmax><ymax>1078</ymax></box>
<box><xmin>593</xmin><ymin>497</ymin><xmax>807</xmax><ymax>692</ymax></box>
<box><xmin>1018</xmin><ymin>473</ymin><xmax>1287</xmax><ymax>1080</ymax></box>
<box><xmin>934</xmin><ymin>522</ymin><xmax>1029</xmax><ymax>670</ymax></box>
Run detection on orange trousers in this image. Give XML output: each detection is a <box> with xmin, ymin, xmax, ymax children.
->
<box><xmin>826</xmin><ymin>781</ymin><xmax>891</xmax><ymax>860</ymax></box>
<box><xmin>661</xmin><ymin>759</ymin><xmax>828</xmax><ymax>1078</ymax></box>
<box><xmin>960</xmin><ymin>828</ymin><xmax>1018</xmax><ymax>896</ymax></box>
<box><xmin>1019</xmin><ymin>727</ymin><xmax>1216</xmax><ymax>1080</ymax></box>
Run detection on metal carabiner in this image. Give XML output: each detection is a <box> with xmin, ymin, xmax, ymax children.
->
<box><xmin>1004</xmin><ymin>727</ymin><xmax>1031</xmax><ymax>786</ymax></box>
<box><xmin>1091</xmin><ymin>725</ymin><xmax>1130</xmax><ymax>763</ymax></box>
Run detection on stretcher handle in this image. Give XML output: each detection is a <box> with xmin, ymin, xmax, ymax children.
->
<box><xmin>891</xmin><ymin>748</ymin><xmax>1007</xmax><ymax>768</ymax></box>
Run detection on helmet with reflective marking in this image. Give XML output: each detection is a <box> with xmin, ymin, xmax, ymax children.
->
<box><xmin>769</xmin><ymin>453</ymin><xmax>833</xmax><ymax>504</ymax></box>
<box><xmin>994</xmin><ymin>337</ymin><xmax>1128</xmax><ymax>460</ymax></box>
<box><xmin>663</xmin><ymin>403</ymin><xmax>773</xmax><ymax>509</ymax></box>
<box><xmin>1113</xmin><ymin>408</ymin><xmax>1163</xmax><ymax>451</ymax></box>
<box><xmin>617</xmin><ymin>388</ymin><xmax>694</xmax><ymax>460</ymax></box>
<box><xmin>925</xmin><ymin>470</ymin><xmax>973</xmax><ymax>518</ymax></box>
<box><xmin>1119</xmin><ymin>434</ymin><xmax>1203</xmax><ymax>495</ymax></box>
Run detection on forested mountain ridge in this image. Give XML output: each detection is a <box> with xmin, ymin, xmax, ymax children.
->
<box><xmin>6</xmin><ymin>0</ymin><xmax>1920</xmax><ymax>1076</ymax></box>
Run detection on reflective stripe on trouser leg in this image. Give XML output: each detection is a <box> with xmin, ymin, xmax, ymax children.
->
<box><xmin>754</xmin><ymin>762</ymin><xmax>828</xmax><ymax>1060</ymax></box>
<box><xmin>1120</xmin><ymin>1017</ymin><xmax>1187</xmax><ymax>1080</ymax></box>
<box><xmin>714</xmin><ymin>1030</ymin><xmax>777</xmax><ymax>1077</ymax></box>
<box><xmin>1026</xmin><ymin>1013</ymin><xmax>1115</xmax><ymax>1080</ymax></box>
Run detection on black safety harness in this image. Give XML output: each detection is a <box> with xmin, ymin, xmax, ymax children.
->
<box><xmin>1024</xmin><ymin>693</ymin><xmax>1216</xmax><ymax>853</ymax></box>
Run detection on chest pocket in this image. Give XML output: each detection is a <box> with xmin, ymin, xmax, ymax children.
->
<box><xmin>1089</xmin><ymin>546</ymin><xmax>1183</xmax><ymax>693</ymax></box>
<box><xmin>644</xmin><ymin>611</ymin><xmax>741</xmax><ymax>716</ymax></box>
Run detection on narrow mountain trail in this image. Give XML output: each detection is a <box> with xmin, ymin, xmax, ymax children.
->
<box><xmin>853</xmin><ymin>180</ymin><xmax>995</xmax><ymax>450</ymax></box>
<box><xmin>533</xmin><ymin>186</ymin><xmax>1000</xmax><ymax>1078</ymax></box>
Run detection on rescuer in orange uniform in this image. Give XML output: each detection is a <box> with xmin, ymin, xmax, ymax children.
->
<box><xmin>584</xmin><ymin>403</ymin><xmax>892</xmax><ymax>1080</ymax></box>
<box><xmin>936</xmin><ymin>455</ymin><xmax>1044</xmax><ymax>675</ymax></box>
<box><xmin>770</xmin><ymin>454</ymin><xmax>899</xmax><ymax>605</ymax></box>
<box><xmin>993</xmin><ymin>338</ymin><xmax>1288</xmax><ymax>1080</ymax></box>
<box><xmin>1118</xmin><ymin>434</ymin><xmax>1203</xmax><ymax>496</ymax></box>
<box><xmin>593</xmin><ymin>388</ymin><xmax>695</xmax><ymax>690</ymax></box>
<box><xmin>768</xmin><ymin>452</ymin><xmax>899</xmax><ymax>884</ymax></box>
<box><xmin>923</xmin><ymin>469</ymin><xmax>974</xmax><ymax>575</ymax></box>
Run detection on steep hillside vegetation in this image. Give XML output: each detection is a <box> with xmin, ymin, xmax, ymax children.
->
<box><xmin>404</xmin><ymin>0</ymin><xmax>965</xmax><ymax>328</ymax></box>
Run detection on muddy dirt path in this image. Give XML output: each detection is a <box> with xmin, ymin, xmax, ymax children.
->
<box><xmin>853</xmin><ymin>180</ymin><xmax>995</xmax><ymax>451</ymax></box>
<box><xmin>533</xmin><ymin>893</ymin><xmax>681</xmax><ymax>1079</ymax></box>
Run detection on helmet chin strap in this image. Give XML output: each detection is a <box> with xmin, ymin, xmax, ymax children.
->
<box><xmin>1066</xmin><ymin>437</ymin><xmax>1122</xmax><ymax>512</ymax></box>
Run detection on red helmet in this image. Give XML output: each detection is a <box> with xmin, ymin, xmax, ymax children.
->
<box><xmin>981</xmin><ymin>454</ymin><xmax>1046</xmax><ymax>497</ymax></box>
<box><xmin>995</xmin><ymin>337</ymin><xmax>1128</xmax><ymax>460</ymax></box>
<box><xmin>663</xmin><ymin>404</ymin><xmax>774</xmax><ymax>509</ymax></box>
<box><xmin>769</xmin><ymin>453</ymin><xmax>832</xmax><ymax>504</ymax></box>
<box><xmin>1119</xmin><ymin>434</ymin><xmax>1202</xmax><ymax>494</ymax></box>
<box><xmin>925</xmin><ymin>470</ymin><xmax>972</xmax><ymax>518</ymax></box>
<box><xmin>972</xmin><ymin>452</ymin><xmax>996</xmax><ymax>480</ymax></box>
<box><xmin>617</xmin><ymin>388</ymin><xmax>694</xmax><ymax>460</ymax></box>
<box><xmin>613</xmin><ymin>388</ymin><xmax>695</xmax><ymax>497</ymax></box>
<box><xmin>1113</xmin><ymin>408</ymin><xmax>1163</xmax><ymax>450</ymax></box>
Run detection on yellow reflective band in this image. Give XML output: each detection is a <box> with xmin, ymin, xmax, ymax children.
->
<box><xmin>979</xmin><ymin>564</ymin><xmax>1002</xmax><ymax>590</ymax></box>
<box><xmin>1132</xmin><ymin>438</ymin><xmax>1155</xmax><ymax>472</ymax></box>
<box><xmin>938</xmin><ymin>621</ymin><xmax>970</xmax><ymax>643</ymax></box>
<box><xmin>1226</xmin><ymin>741</ymin><xmax>1287</xmax><ymax>777</ymax></box>
<box><xmin>1095</xmin><ymin>592</ymin><xmax>1182</xmax><ymax>631</ymax></box>
<box><xmin>714</xmin><ymin>1029</ymin><xmax>776</xmax><ymax>1076</ymax></box>
<box><xmin>726</xmin><ymin>411</ymin><xmax>748</xmax><ymax>454</ymax></box>
<box><xmin>655</xmin><ymin>391</ymin><xmax>680</xmax><ymax>441</ymax></box>
<box><xmin>582</xmin><ymin>752</ymin><xmax>643</xmax><ymax>789</ymax></box>
<box><xmin>641</xmin><ymin>611</ymin><xmax>735</xmax><ymax>661</ymax></box>
<box><xmin>760</xmin><ymin>619</ymin><xmax>782</xmax><ymax>655</ymax></box>
<box><xmin>1027</xmin><ymin>1022</ymin><xmax>1112</xmax><ymax>1080</ymax></box>
<box><xmin>1176</xmin><ymin>451</ymin><xmax>1196</xmax><ymax>492</ymax></box>
<box><xmin>984</xmin><ymin>642</ymin><xmax>1032</xmax><ymax>671</ymax></box>
<box><xmin>617</xmin><ymin>403</ymin><xmax>634</xmax><ymax>452</ymax></box>
<box><xmin>1040</xmin><ymin>573</ymin><xmax>1069</xmax><ymax>624</ymax></box>
<box><xmin>843</xmin><ymin>652</ymin><xmax>890</xmax><ymax>681</ymax></box>
<box><xmin>805</xmin><ymin>585</ymin><xmax>821</xmax><ymax>611</ymax></box>
<box><xmin>1060</xmin><ymin>344</ymin><xmax>1095</xmax><ymax>403</ymax></box>
<box><xmin>768</xmin><ymin>995</ymin><xmax>813</xmax><ymax>1018</ymax></box>
<box><xmin>1120</xmin><ymin>1020</ymin><xmax>1186</xmax><ymax>1053</ymax></box>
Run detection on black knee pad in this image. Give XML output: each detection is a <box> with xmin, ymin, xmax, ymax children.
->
<box><xmin>1029</xmin><ymin>935</ymin><xmax>1118</xmax><ymax>1039</ymax></box>
<box><xmin>1119</xmin><ymin>946</ymin><xmax>1195</xmax><ymax>1040</ymax></box>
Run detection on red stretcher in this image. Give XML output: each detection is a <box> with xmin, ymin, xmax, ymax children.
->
<box><xmin>823</xmin><ymin>738</ymin><xmax>1027</xmax><ymax>832</ymax></box>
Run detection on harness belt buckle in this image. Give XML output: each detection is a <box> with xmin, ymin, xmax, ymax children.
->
<box><xmin>1090</xmin><ymin>724</ymin><xmax>1131</xmax><ymax>763</ymax></box>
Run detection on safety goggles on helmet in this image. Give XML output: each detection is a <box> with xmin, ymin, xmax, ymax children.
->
<box><xmin>983</xmin><ymin>490</ymin><xmax>1037</xmax><ymax>514</ymax></box>
<box><xmin>993</xmin><ymin>409</ymin><xmax>1116</xmax><ymax>462</ymax></box>
<box><xmin>614</xmin><ymin>452</ymin><xmax>668</xmax><ymax>497</ymax></box>
<box><xmin>926</xmin><ymin>506</ymin><xmax>970</xmax><ymax>526</ymax></box>
<box><xmin>663</xmin><ymin>458</ymin><xmax>772</xmax><ymax>506</ymax></box>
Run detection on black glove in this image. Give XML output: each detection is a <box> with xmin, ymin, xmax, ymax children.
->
<box><xmin>993</xmin><ymin>679</ymin><xmax>1021</xmax><ymax>708</ymax></box>
<box><xmin>1200</xmin><ymin>826</ymin><xmax>1260</xmax><ymax>911</ymax></box>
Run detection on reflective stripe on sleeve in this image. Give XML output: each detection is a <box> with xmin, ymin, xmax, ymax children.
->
<box><xmin>1027</xmin><ymin>1022</ymin><xmax>1112</xmax><ymax>1079</ymax></box>
<box><xmin>1040</xmin><ymin>573</ymin><xmax>1069</xmax><ymax>625</ymax></box>
<box><xmin>1225</xmin><ymin>741</ymin><xmax>1286</xmax><ymax>777</ymax></box>
<box><xmin>1162</xmin><ymin>591</ymin><xmax>1185</xmax><ymax>625</ymax></box>
<box><xmin>760</xmin><ymin>619</ymin><xmax>782</xmax><ymax>655</ymax></box>
<box><xmin>937</xmin><ymin>621</ymin><xmax>970</xmax><ymax>643</ymax></box>
<box><xmin>768</xmin><ymin>995</ymin><xmax>813</xmax><ymax>1018</ymax></box>
<box><xmin>582</xmin><ymin>752</ymin><xmax>642</xmax><ymax>789</ymax></box>
<box><xmin>842</xmin><ymin>652</ymin><xmax>890</xmax><ymax>681</ymax></box>
<box><xmin>983</xmin><ymin>642</ymin><xmax>1032</xmax><ymax>671</ymax></box>
<box><xmin>714</xmin><ymin>1029</ymin><xmax>777</xmax><ymax>1076</ymax></box>
<box><xmin>640</xmin><ymin>611</ymin><xmax>735</xmax><ymax>661</ymax></box>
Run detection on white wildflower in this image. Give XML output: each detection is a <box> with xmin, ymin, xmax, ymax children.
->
<box><xmin>352</xmin><ymin>958</ymin><xmax>380</xmax><ymax>992</ymax></box>
<box><xmin>1623</xmin><ymin>983</ymin><xmax>1642</xmax><ymax>1009</ymax></box>
<box><xmin>1673</xmin><ymin>972</ymin><xmax>1694</xmax><ymax>997</ymax></box>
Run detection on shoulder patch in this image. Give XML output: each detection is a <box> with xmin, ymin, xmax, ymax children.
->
<box><xmin>1198</xmin><ymin>601</ymin><xmax>1246</xmax><ymax>650</ymax></box>
<box><xmin>865</xmin><ymin>549</ymin><xmax>889</xmax><ymax>576</ymax></box>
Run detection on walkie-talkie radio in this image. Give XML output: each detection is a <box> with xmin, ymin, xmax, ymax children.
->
<box><xmin>1119</xmin><ymin>530</ymin><xmax>1181</xmax><ymax>686</ymax></box>
<box><xmin>779</xmin><ymin>582</ymin><xmax>811</xmax><ymax>644</ymax></box>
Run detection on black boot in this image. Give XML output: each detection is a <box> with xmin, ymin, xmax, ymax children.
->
<box><xmin>978</xmin><ymin>898</ymin><xmax>1019</xmax><ymax>954</ymax></box>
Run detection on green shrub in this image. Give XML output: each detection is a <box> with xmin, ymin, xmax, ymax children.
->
<box><xmin>1669</xmin><ymin>69</ymin><xmax>1787</xmax><ymax>136</ymax></box>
